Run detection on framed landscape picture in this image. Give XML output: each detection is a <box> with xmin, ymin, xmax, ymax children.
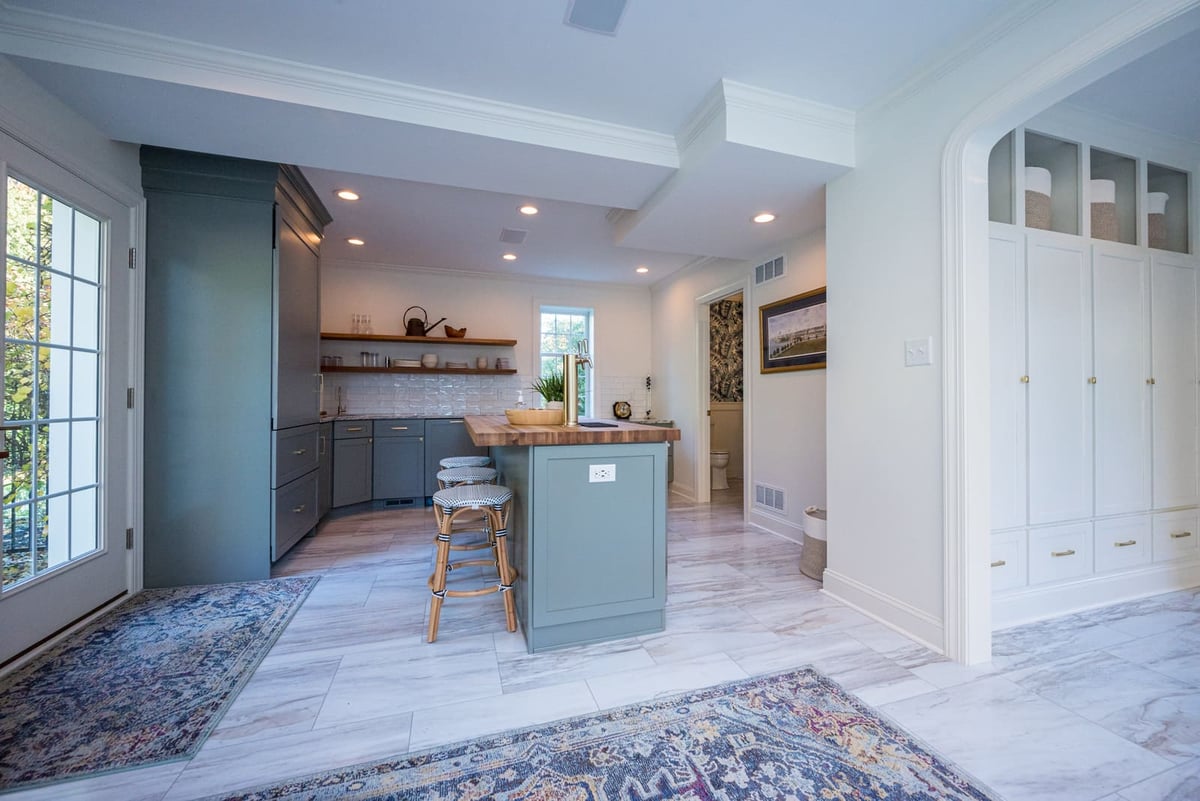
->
<box><xmin>759</xmin><ymin>287</ymin><xmax>827</xmax><ymax>373</ymax></box>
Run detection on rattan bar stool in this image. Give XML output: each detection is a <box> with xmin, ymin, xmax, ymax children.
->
<box><xmin>427</xmin><ymin>484</ymin><xmax>518</xmax><ymax>642</ymax></box>
<box><xmin>439</xmin><ymin>455</ymin><xmax>493</xmax><ymax>469</ymax></box>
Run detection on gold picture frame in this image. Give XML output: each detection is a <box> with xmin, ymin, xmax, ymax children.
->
<box><xmin>759</xmin><ymin>287</ymin><xmax>827</xmax><ymax>373</ymax></box>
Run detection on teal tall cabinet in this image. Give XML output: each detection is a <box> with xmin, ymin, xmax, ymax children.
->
<box><xmin>141</xmin><ymin>147</ymin><xmax>331</xmax><ymax>587</ymax></box>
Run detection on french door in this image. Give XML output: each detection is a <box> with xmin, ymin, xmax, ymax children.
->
<box><xmin>1</xmin><ymin>144</ymin><xmax>134</xmax><ymax>665</ymax></box>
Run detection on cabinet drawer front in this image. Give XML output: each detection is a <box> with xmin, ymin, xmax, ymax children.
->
<box><xmin>1093</xmin><ymin>516</ymin><xmax>1152</xmax><ymax>573</ymax></box>
<box><xmin>273</xmin><ymin>471</ymin><xmax>318</xmax><ymax>561</ymax></box>
<box><xmin>274</xmin><ymin>425</ymin><xmax>320</xmax><ymax>488</ymax></box>
<box><xmin>990</xmin><ymin>530</ymin><xmax>1028</xmax><ymax>593</ymax></box>
<box><xmin>1153</xmin><ymin>509</ymin><xmax>1200</xmax><ymax>563</ymax></box>
<box><xmin>1028</xmin><ymin>523</ymin><xmax>1092</xmax><ymax>585</ymax></box>
<box><xmin>334</xmin><ymin>420</ymin><xmax>373</xmax><ymax>439</ymax></box>
<box><xmin>374</xmin><ymin>419</ymin><xmax>425</xmax><ymax>438</ymax></box>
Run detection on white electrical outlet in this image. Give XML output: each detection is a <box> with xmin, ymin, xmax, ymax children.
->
<box><xmin>589</xmin><ymin>464</ymin><xmax>616</xmax><ymax>483</ymax></box>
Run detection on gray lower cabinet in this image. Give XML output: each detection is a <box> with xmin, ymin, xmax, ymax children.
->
<box><xmin>424</xmin><ymin>418</ymin><xmax>489</xmax><ymax>496</ymax></box>
<box><xmin>317</xmin><ymin>422</ymin><xmax>332</xmax><ymax>518</ymax></box>
<box><xmin>333</xmin><ymin>421</ymin><xmax>373</xmax><ymax>507</ymax></box>
<box><xmin>271</xmin><ymin>423</ymin><xmax>320</xmax><ymax>560</ymax></box>
<box><xmin>374</xmin><ymin>420</ymin><xmax>425</xmax><ymax>502</ymax></box>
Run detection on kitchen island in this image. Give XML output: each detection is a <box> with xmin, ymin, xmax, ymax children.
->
<box><xmin>465</xmin><ymin>415</ymin><xmax>680</xmax><ymax>652</ymax></box>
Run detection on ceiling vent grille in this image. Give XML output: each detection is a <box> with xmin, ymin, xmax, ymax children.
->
<box><xmin>754</xmin><ymin>482</ymin><xmax>785</xmax><ymax>512</ymax></box>
<box><xmin>564</xmin><ymin>0</ymin><xmax>627</xmax><ymax>35</ymax></box>
<box><xmin>499</xmin><ymin>228</ymin><xmax>528</xmax><ymax>244</ymax></box>
<box><xmin>754</xmin><ymin>255</ymin><xmax>785</xmax><ymax>285</ymax></box>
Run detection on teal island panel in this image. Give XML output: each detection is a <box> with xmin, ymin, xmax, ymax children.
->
<box><xmin>494</xmin><ymin>441</ymin><xmax>668</xmax><ymax>652</ymax></box>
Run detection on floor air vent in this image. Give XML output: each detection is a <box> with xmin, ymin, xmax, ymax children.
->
<box><xmin>754</xmin><ymin>256</ymin><xmax>785</xmax><ymax>285</ymax></box>
<box><xmin>754</xmin><ymin>483</ymin><xmax>785</xmax><ymax>512</ymax></box>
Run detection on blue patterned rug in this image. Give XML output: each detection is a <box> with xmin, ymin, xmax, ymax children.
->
<box><xmin>205</xmin><ymin>667</ymin><xmax>999</xmax><ymax>800</ymax></box>
<box><xmin>0</xmin><ymin>576</ymin><xmax>317</xmax><ymax>792</ymax></box>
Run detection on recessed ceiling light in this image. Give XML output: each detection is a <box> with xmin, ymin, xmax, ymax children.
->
<box><xmin>346</xmin><ymin>237</ymin><xmax>365</xmax><ymax>246</ymax></box>
<box><xmin>752</xmin><ymin>212</ymin><xmax>776</xmax><ymax>224</ymax></box>
<box><xmin>519</xmin><ymin>204</ymin><xmax>539</xmax><ymax>215</ymax></box>
<box><xmin>502</xmin><ymin>253</ymin><xmax>518</xmax><ymax>261</ymax></box>
<box><xmin>336</xmin><ymin>190</ymin><xmax>360</xmax><ymax>201</ymax></box>
<box><xmin>636</xmin><ymin>266</ymin><xmax>649</xmax><ymax>274</ymax></box>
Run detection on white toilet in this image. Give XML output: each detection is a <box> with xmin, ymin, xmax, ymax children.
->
<box><xmin>710</xmin><ymin>450</ymin><xmax>730</xmax><ymax>490</ymax></box>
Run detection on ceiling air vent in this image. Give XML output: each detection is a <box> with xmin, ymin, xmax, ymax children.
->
<box><xmin>564</xmin><ymin>0</ymin><xmax>627</xmax><ymax>35</ymax></box>
<box><xmin>499</xmin><ymin>228</ymin><xmax>528</xmax><ymax>244</ymax></box>
<box><xmin>754</xmin><ymin>255</ymin><xmax>785</xmax><ymax>285</ymax></box>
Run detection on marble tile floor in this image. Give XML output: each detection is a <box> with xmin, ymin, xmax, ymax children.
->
<box><xmin>7</xmin><ymin>493</ymin><xmax>1198</xmax><ymax>801</ymax></box>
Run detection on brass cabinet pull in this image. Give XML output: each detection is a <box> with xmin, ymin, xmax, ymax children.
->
<box><xmin>990</xmin><ymin>559</ymin><xmax>1006</xmax><ymax>567</ymax></box>
<box><xmin>292</xmin><ymin>504</ymin><xmax>306</xmax><ymax>513</ymax></box>
<box><xmin>1147</xmin><ymin>378</ymin><xmax>1156</xmax><ymax>385</ymax></box>
<box><xmin>1088</xmin><ymin>376</ymin><xmax>1097</xmax><ymax>384</ymax></box>
<box><xmin>292</xmin><ymin>448</ymin><xmax>306</xmax><ymax>455</ymax></box>
<box><xmin>390</xmin><ymin>426</ymin><xmax>408</xmax><ymax>431</ymax></box>
<box><xmin>1020</xmin><ymin>375</ymin><xmax>1030</xmax><ymax>383</ymax></box>
<box><xmin>346</xmin><ymin>426</ymin><xmax>364</xmax><ymax>432</ymax></box>
<box><xmin>1114</xmin><ymin>539</ymin><xmax>1137</xmax><ymax>547</ymax></box>
<box><xmin>1051</xmin><ymin>549</ymin><xmax>1076</xmax><ymax>557</ymax></box>
<box><xmin>1170</xmin><ymin>531</ymin><xmax>1193</xmax><ymax>539</ymax></box>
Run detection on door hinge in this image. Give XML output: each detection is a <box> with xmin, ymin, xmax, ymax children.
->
<box><xmin>127</xmin><ymin>387</ymin><xmax>135</xmax><ymax>409</ymax></box>
<box><xmin>125</xmin><ymin>528</ymin><xmax>134</xmax><ymax>549</ymax></box>
<box><xmin>128</xmin><ymin>247</ymin><xmax>136</xmax><ymax>269</ymax></box>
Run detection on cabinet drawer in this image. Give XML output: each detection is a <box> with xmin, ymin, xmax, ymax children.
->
<box><xmin>334</xmin><ymin>420</ymin><xmax>373</xmax><ymax>439</ymax></box>
<box><xmin>990</xmin><ymin>530</ymin><xmax>1028</xmax><ymax>592</ymax></box>
<box><xmin>1153</xmin><ymin>509</ymin><xmax>1200</xmax><ymax>563</ymax></box>
<box><xmin>1093</xmin><ymin>516</ymin><xmax>1152</xmax><ymax>573</ymax></box>
<box><xmin>374</xmin><ymin>419</ymin><xmax>425</xmax><ymax>437</ymax></box>
<box><xmin>273</xmin><ymin>471</ymin><xmax>318</xmax><ymax>561</ymax></box>
<box><xmin>1028</xmin><ymin>523</ymin><xmax>1092</xmax><ymax>585</ymax></box>
<box><xmin>274</xmin><ymin>424</ymin><xmax>320</xmax><ymax>488</ymax></box>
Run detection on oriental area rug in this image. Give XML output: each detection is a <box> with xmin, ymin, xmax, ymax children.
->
<box><xmin>206</xmin><ymin>667</ymin><xmax>999</xmax><ymax>801</ymax></box>
<box><xmin>0</xmin><ymin>576</ymin><xmax>317</xmax><ymax>792</ymax></box>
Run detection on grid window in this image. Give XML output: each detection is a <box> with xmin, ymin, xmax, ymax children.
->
<box><xmin>3</xmin><ymin>177</ymin><xmax>103</xmax><ymax>590</ymax></box>
<box><xmin>539</xmin><ymin>307</ymin><xmax>592</xmax><ymax>417</ymax></box>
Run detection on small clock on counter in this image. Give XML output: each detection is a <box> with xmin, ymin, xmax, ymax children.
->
<box><xmin>612</xmin><ymin>400</ymin><xmax>632</xmax><ymax>419</ymax></box>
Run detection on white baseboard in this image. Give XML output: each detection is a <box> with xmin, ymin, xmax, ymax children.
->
<box><xmin>747</xmin><ymin>509</ymin><xmax>804</xmax><ymax>544</ymax></box>
<box><xmin>993</xmin><ymin>560</ymin><xmax>1200</xmax><ymax>630</ymax></box>
<box><xmin>822</xmin><ymin>569</ymin><xmax>945</xmax><ymax>653</ymax></box>
<box><xmin>670</xmin><ymin>483</ymin><xmax>697</xmax><ymax>503</ymax></box>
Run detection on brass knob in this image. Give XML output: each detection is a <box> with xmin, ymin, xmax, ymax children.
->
<box><xmin>1020</xmin><ymin>375</ymin><xmax>1030</xmax><ymax>384</ymax></box>
<box><xmin>1088</xmin><ymin>377</ymin><xmax>1097</xmax><ymax>384</ymax></box>
<box><xmin>1147</xmin><ymin>378</ymin><xmax>1156</xmax><ymax>385</ymax></box>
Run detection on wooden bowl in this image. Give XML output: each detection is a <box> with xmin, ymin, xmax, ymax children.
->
<box><xmin>444</xmin><ymin>325</ymin><xmax>467</xmax><ymax>338</ymax></box>
<box><xmin>504</xmin><ymin>408</ymin><xmax>563</xmax><ymax>425</ymax></box>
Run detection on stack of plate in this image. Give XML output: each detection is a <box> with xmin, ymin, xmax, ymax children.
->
<box><xmin>495</xmin><ymin>358</ymin><xmax>511</xmax><ymax>369</ymax></box>
<box><xmin>392</xmin><ymin>358</ymin><xmax>421</xmax><ymax>368</ymax></box>
<box><xmin>445</xmin><ymin>361</ymin><xmax>468</xmax><ymax>369</ymax></box>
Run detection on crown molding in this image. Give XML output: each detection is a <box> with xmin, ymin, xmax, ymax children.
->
<box><xmin>323</xmin><ymin>258</ymin><xmax>654</xmax><ymax>290</ymax></box>
<box><xmin>722</xmin><ymin>80</ymin><xmax>856</xmax><ymax>135</ymax></box>
<box><xmin>0</xmin><ymin>2</ymin><xmax>678</xmax><ymax>168</ymax></box>
<box><xmin>675</xmin><ymin>81</ymin><xmax>728</xmax><ymax>153</ymax></box>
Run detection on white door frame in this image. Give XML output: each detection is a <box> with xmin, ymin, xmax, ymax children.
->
<box><xmin>941</xmin><ymin>0</ymin><xmax>1200</xmax><ymax>663</ymax></box>
<box><xmin>695</xmin><ymin>278</ymin><xmax>753</xmax><ymax>510</ymax></box>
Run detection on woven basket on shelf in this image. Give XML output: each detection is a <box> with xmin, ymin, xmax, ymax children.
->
<box><xmin>1149</xmin><ymin>213</ymin><xmax>1168</xmax><ymax>250</ymax></box>
<box><xmin>1025</xmin><ymin>190</ymin><xmax>1051</xmax><ymax>230</ymax></box>
<box><xmin>1091</xmin><ymin>202</ymin><xmax>1118</xmax><ymax>242</ymax></box>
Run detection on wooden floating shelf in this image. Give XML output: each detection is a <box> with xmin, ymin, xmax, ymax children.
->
<box><xmin>320</xmin><ymin>332</ymin><xmax>517</xmax><ymax>347</ymax></box>
<box><xmin>320</xmin><ymin>366</ymin><xmax>518</xmax><ymax>375</ymax></box>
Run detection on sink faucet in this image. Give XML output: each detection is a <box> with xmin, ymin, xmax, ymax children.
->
<box><xmin>562</xmin><ymin>340</ymin><xmax>592</xmax><ymax>428</ymax></box>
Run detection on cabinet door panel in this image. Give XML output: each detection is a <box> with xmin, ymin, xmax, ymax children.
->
<box><xmin>373</xmin><ymin>436</ymin><xmax>425</xmax><ymax>500</ymax></box>
<box><xmin>1026</xmin><ymin>235</ymin><xmax>1092</xmax><ymax>524</ymax></box>
<box><xmin>317</xmin><ymin>422</ymin><xmax>332</xmax><ymax>519</ymax></box>
<box><xmin>990</xmin><ymin>229</ymin><xmax>1027</xmax><ymax>531</ymax></box>
<box><xmin>333</xmin><ymin>437</ymin><xmax>373</xmax><ymax>507</ymax></box>
<box><xmin>1092</xmin><ymin>245</ymin><xmax>1151</xmax><ymax>515</ymax></box>
<box><xmin>1151</xmin><ymin>255</ymin><xmax>1199</xmax><ymax>509</ymax></box>
<box><xmin>424</xmin><ymin>418</ymin><xmax>489</xmax><ymax>496</ymax></box>
<box><xmin>273</xmin><ymin>212</ymin><xmax>321</xmax><ymax>430</ymax></box>
<box><xmin>1028</xmin><ymin>522</ymin><xmax>1092</xmax><ymax>585</ymax></box>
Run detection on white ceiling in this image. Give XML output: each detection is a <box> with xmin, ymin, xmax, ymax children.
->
<box><xmin>0</xmin><ymin>1</ymin><xmax>1195</xmax><ymax>284</ymax></box>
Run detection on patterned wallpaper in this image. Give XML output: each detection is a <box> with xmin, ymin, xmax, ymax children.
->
<box><xmin>710</xmin><ymin>299</ymin><xmax>743</xmax><ymax>401</ymax></box>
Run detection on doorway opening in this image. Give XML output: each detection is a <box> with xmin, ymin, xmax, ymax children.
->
<box><xmin>705</xmin><ymin>290</ymin><xmax>746</xmax><ymax>510</ymax></box>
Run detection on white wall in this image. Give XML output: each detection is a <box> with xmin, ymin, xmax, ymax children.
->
<box><xmin>651</xmin><ymin>232</ymin><xmax>826</xmax><ymax>539</ymax></box>
<box><xmin>321</xmin><ymin>260</ymin><xmax>654</xmax><ymax>417</ymax></box>
<box><xmin>823</xmin><ymin>0</ymin><xmax>1200</xmax><ymax>653</ymax></box>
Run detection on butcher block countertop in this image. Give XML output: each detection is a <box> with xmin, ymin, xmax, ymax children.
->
<box><xmin>465</xmin><ymin>415</ymin><xmax>681</xmax><ymax>446</ymax></box>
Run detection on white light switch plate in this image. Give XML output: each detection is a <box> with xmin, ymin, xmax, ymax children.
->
<box><xmin>904</xmin><ymin>336</ymin><xmax>933</xmax><ymax>367</ymax></box>
<box><xmin>589</xmin><ymin>464</ymin><xmax>616</xmax><ymax>483</ymax></box>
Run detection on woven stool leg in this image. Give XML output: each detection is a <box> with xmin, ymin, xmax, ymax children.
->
<box><xmin>427</xmin><ymin>507</ymin><xmax>452</xmax><ymax>643</ymax></box>
<box><xmin>490</xmin><ymin>502</ymin><xmax>518</xmax><ymax>633</ymax></box>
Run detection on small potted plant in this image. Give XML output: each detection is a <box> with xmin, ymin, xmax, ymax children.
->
<box><xmin>531</xmin><ymin>370</ymin><xmax>565</xmax><ymax>409</ymax></box>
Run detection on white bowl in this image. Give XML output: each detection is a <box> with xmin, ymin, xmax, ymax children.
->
<box><xmin>420</xmin><ymin>354</ymin><xmax>437</xmax><ymax>368</ymax></box>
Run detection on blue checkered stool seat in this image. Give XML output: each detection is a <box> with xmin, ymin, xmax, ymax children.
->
<box><xmin>436</xmin><ymin>466</ymin><xmax>498</xmax><ymax>489</ymax></box>
<box><xmin>427</xmin><ymin>484</ymin><xmax>518</xmax><ymax>642</ymax></box>
<box><xmin>439</xmin><ymin>455</ymin><xmax>493</xmax><ymax>469</ymax></box>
